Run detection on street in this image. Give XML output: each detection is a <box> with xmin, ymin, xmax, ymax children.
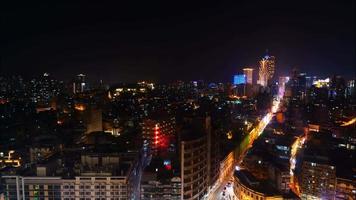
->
<box><xmin>207</xmin><ymin>90</ymin><xmax>284</xmax><ymax>200</ymax></box>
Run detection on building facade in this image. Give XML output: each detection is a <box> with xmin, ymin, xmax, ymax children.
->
<box><xmin>73</xmin><ymin>74</ymin><xmax>86</xmax><ymax>94</ymax></box>
<box><xmin>2</xmin><ymin>176</ymin><xmax>131</xmax><ymax>200</ymax></box>
<box><xmin>85</xmin><ymin>107</ymin><xmax>103</xmax><ymax>134</ymax></box>
<box><xmin>300</xmin><ymin>160</ymin><xmax>336</xmax><ymax>199</ymax></box>
<box><xmin>234</xmin><ymin>170</ymin><xmax>283</xmax><ymax>200</ymax></box>
<box><xmin>141</xmin><ymin>117</ymin><xmax>176</xmax><ymax>154</ymax></box>
<box><xmin>141</xmin><ymin>177</ymin><xmax>181</xmax><ymax>200</ymax></box>
<box><xmin>243</xmin><ymin>68</ymin><xmax>254</xmax><ymax>85</ymax></box>
<box><xmin>258</xmin><ymin>55</ymin><xmax>275</xmax><ymax>87</ymax></box>
<box><xmin>180</xmin><ymin>135</ymin><xmax>208</xmax><ymax>200</ymax></box>
<box><xmin>335</xmin><ymin>177</ymin><xmax>355</xmax><ymax>200</ymax></box>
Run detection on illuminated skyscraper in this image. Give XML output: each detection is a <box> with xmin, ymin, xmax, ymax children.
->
<box><xmin>73</xmin><ymin>74</ymin><xmax>86</xmax><ymax>94</ymax></box>
<box><xmin>258</xmin><ymin>59</ymin><xmax>268</xmax><ymax>87</ymax></box>
<box><xmin>258</xmin><ymin>54</ymin><xmax>275</xmax><ymax>87</ymax></box>
<box><xmin>233</xmin><ymin>74</ymin><xmax>246</xmax><ymax>85</ymax></box>
<box><xmin>243</xmin><ymin>68</ymin><xmax>254</xmax><ymax>84</ymax></box>
<box><xmin>141</xmin><ymin>117</ymin><xmax>176</xmax><ymax>154</ymax></box>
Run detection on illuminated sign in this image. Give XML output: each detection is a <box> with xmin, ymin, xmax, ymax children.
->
<box><xmin>163</xmin><ymin>160</ymin><xmax>172</xmax><ymax>170</ymax></box>
<box><xmin>233</xmin><ymin>74</ymin><xmax>246</xmax><ymax>85</ymax></box>
<box><xmin>313</xmin><ymin>78</ymin><xmax>330</xmax><ymax>88</ymax></box>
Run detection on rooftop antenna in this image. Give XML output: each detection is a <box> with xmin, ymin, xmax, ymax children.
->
<box><xmin>264</xmin><ymin>49</ymin><xmax>270</xmax><ymax>59</ymax></box>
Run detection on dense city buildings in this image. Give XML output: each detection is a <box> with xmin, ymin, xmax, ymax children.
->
<box><xmin>2</xmin><ymin>132</ymin><xmax>141</xmax><ymax>200</ymax></box>
<box><xmin>1</xmin><ymin>2</ymin><xmax>354</xmax><ymax>200</ymax></box>
<box><xmin>0</xmin><ymin>65</ymin><xmax>354</xmax><ymax>200</ymax></box>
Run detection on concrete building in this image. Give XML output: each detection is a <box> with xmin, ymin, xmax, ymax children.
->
<box><xmin>73</xmin><ymin>74</ymin><xmax>86</xmax><ymax>94</ymax></box>
<box><xmin>268</xmin><ymin>162</ymin><xmax>291</xmax><ymax>193</ymax></box>
<box><xmin>3</xmin><ymin>176</ymin><xmax>131</xmax><ymax>200</ymax></box>
<box><xmin>141</xmin><ymin>177</ymin><xmax>181</xmax><ymax>200</ymax></box>
<box><xmin>335</xmin><ymin>177</ymin><xmax>356</xmax><ymax>200</ymax></box>
<box><xmin>141</xmin><ymin>117</ymin><xmax>176</xmax><ymax>154</ymax></box>
<box><xmin>300</xmin><ymin>159</ymin><xmax>336</xmax><ymax>199</ymax></box>
<box><xmin>178</xmin><ymin>115</ymin><xmax>219</xmax><ymax>200</ymax></box>
<box><xmin>140</xmin><ymin>114</ymin><xmax>220</xmax><ymax>200</ymax></box>
<box><xmin>85</xmin><ymin>107</ymin><xmax>103</xmax><ymax>134</ymax></box>
<box><xmin>2</xmin><ymin>133</ymin><xmax>140</xmax><ymax>200</ymax></box>
<box><xmin>234</xmin><ymin>170</ymin><xmax>283</xmax><ymax>200</ymax></box>
<box><xmin>243</xmin><ymin>68</ymin><xmax>254</xmax><ymax>85</ymax></box>
<box><xmin>180</xmin><ymin>132</ymin><xmax>208</xmax><ymax>200</ymax></box>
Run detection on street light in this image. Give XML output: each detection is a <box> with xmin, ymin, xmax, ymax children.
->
<box><xmin>235</xmin><ymin>166</ymin><xmax>240</xmax><ymax>171</ymax></box>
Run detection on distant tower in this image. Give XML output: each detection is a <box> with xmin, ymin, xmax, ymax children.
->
<box><xmin>258</xmin><ymin>51</ymin><xmax>275</xmax><ymax>86</ymax></box>
<box><xmin>243</xmin><ymin>68</ymin><xmax>254</xmax><ymax>84</ymax></box>
<box><xmin>258</xmin><ymin>59</ymin><xmax>268</xmax><ymax>87</ymax></box>
<box><xmin>73</xmin><ymin>74</ymin><xmax>86</xmax><ymax>94</ymax></box>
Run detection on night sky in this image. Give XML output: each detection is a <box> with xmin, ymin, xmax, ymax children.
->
<box><xmin>2</xmin><ymin>1</ymin><xmax>355</xmax><ymax>83</ymax></box>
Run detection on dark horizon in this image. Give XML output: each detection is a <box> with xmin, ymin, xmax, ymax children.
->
<box><xmin>2</xmin><ymin>1</ymin><xmax>355</xmax><ymax>83</ymax></box>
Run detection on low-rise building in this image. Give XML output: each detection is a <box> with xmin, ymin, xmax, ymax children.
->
<box><xmin>2</xmin><ymin>132</ymin><xmax>140</xmax><ymax>200</ymax></box>
<box><xmin>234</xmin><ymin>169</ymin><xmax>283</xmax><ymax>200</ymax></box>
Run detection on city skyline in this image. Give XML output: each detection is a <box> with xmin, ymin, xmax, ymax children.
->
<box><xmin>1</xmin><ymin>2</ymin><xmax>355</xmax><ymax>200</ymax></box>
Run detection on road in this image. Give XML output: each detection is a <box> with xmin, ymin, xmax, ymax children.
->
<box><xmin>289</xmin><ymin>135</ymin><xmax>305</xmax><ymax>196</ymax></box>
<box><xmin>207</xmin><ymin>176</ymin><xmax>236</xmax><ymax>200</ymax></box>
<box><xmin>207</xmin><ymin>93</ymin><xmax>284</xmax><ymax>200</ymax></box>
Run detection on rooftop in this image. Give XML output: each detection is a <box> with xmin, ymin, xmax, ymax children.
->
<box><xmin>234</xmin><ymin>169</ymin><xmax>281</xmax><ymax>196</ymax></box>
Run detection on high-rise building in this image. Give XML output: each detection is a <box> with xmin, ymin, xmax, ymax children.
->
<box><xmin>279</xmin><ymin>76</ymin><xmax>290</xmax><ymax>87</ymax></box>
<box><xmin>306</xmin><ymin>76</ymin><xmax>318</xmax><ymax>88</ymax></box>
<box><xmin>177</xmin><ymin>116</ymin><xmax>219</xmax><ymax>200</ymax></box>
<box><xmin>73</xmin><ymin>74</ymin><xmax>86</xmax><ymax>94</ymax></box>
<box><xmin>141</xmin><ymin>117</ymin><xmax>176</xmax><ymax>154</ymax></box>
<box><xmin>26</xmin><ymin>73</ymin><xmax>64</xmax><ymax>107</ymax></box>
<box><xmin>329</xmin><ymin>75</ymin><xmax>347</xmax><ymax>100</ymax></box>
<box><xmin>243</xmin><ymin>68</ymin><xmax>254</xmax><ymax>84</ymax></box>
<box><xmin>140</xmin><ymin>114</ymin><xmax>219</xmax><ymax>200</ymax></box>
<box><xmin>300</xmin><ymin>158</ymin><xmax>336</xmax><ymax>199</ymax></box>
<box><xmin>258</xmin><ymin>54</ymin><xmax>276</xmax><ymax>87</ymax></box>
<box><xmin>180</xmin><ymin>131</ymin><xmax>208</xmax><ymax>200</ymax></box>
<box><xmin>233</xmin><ymin>74</ymin><xmax>246</xmax><ymax>85</ymax></box>
<box><xmin>346</xmin><ymin>79</ymin><xmax>355</xmax><ymax>98</ymax></box>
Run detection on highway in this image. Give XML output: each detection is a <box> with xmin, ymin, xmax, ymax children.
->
<box><xmin>207</xmin><ymin>90</ymin><xmax>284</xmax><ymax>200</ymax></box>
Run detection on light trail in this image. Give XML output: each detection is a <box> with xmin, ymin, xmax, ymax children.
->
<box><xmin>207</xmin><ymin>81</ymin><xmax>288</xmax><ymax>200</ymax></box>
<box><xmin>289</xmin><ymin>134</ymin><xmax>306</xmax><ymax>196</ymax></box>
<box><xmin>340</xmin><ymin>117</ymin><xmax>356</xmax><ymax>126</ymax></box>
<box><xmin>207</xmin><ymin>97</ymin><xmax>283</xmax><ymax>200</ymax></box>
